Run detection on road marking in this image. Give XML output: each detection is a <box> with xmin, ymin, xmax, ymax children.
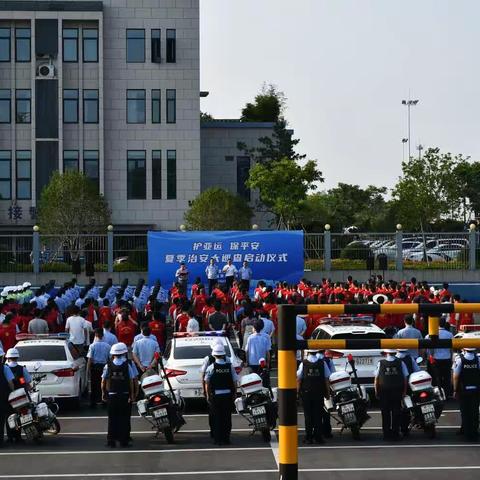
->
<box><xmin>299</xmin><ymin>466</ymin><xmax>480</xmax><ymax>472</ymax></box>
<box><xmin>270</xmin><ymin>430</ymin><xmax>279</xmax><ymax>468</ymax></box>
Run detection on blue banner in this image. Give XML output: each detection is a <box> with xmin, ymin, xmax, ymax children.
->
<box><xmin>147</xmin><ymin>230</ymin><xmax>304</xmax><ymax>286</ymax></box>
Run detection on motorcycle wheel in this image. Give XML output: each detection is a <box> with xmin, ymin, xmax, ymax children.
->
<box><xmin>45</xmin><ymin>419</ymin><xmax>61</xmax><ymax>435</ymax></box>
<box><xmin>261</xmin><ymin>428</ymin><xmax>271</xmax><ymax>442</ymax></box>
<box><xmin>425</xmin><ymin>424</ymin><xmax>436</xmax><ymax>439</ymax></box>
<box><xmin>351</xmin><ymin>426</ymin><xmax>361</xmax><ymax>440</ymax></box>
<box><xmin>164</xmin><ymin>427</ymin><xmax>175</xmax><ymax>444</ymax></box>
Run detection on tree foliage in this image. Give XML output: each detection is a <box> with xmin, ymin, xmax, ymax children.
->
<box><xmin>240</xmin><ymin>83</ymin><xmax>285</xmax><ymax>123</ymax></box>
<box><xmin>184</xmin><ymin>188</ymin><xmax>253</xmax><ymax>230</ymax></box>
<box><xmin>247</xmin><ymin>158</ymin><xmax>323</xmax><ymax>229</ymax></box>
<box><xmin>37</xmin><ymin>171</ymin><xmax>111</xmax><ymax>260</ymax></box>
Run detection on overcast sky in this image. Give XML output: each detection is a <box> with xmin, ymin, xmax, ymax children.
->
<box><xmin>199</xmin><ymin>0</ymin><xmax>480</xmax><ymax>190</ymax></box>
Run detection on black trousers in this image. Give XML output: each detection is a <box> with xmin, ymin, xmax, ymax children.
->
<box><xmin>225</xmin><ymin>276</ymin><xmax>234</xmax><ymax>289</ymax></box>
<box><xmin>210</xmin><ymin>393</ymin><xmax>232</xmax><ymax>444</ymax></box>
<box><xmin>432</xmin><ymin>359</ymin><xmax>452</xmax><ymax>397</ymax></box>
<box><xmin>0</xmin><ymin>403</ymin><xmax>7</xmax><ymax>446</ymax></box>
<box><xmin>460</xmin><ymin>390</ymin><xmax>480</xmax><ymax>440</ymax></box>
<box><xmin>302</xmin><ymin>391</ymin><xmax>324</xmax><ymax>441</ymax></box>
<box><xmin>107</xmin><ymin>394</ymin><xmax>131</xmax><ymax>445</ymax></box>
<box><xmin>208</xmin><ymin>279</ymin><xmax>217</xmax><ymax>296</ymax></box>
<box><xmin>90</xmin><ymin>364</ymin><xmax>105</xmax><ymax>405</ymax></box>
<box><xmin>378</xmin><ymin>390</ymin><xmax>402</xmax><ymax>438</ymax></box>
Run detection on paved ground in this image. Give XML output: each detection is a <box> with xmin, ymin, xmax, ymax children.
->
<box><xmin>0</xmin><ymin>371</ymin><xmax>478</xmax><ymax>479</ymax></box>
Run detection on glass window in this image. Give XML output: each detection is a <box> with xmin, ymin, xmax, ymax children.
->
<box><xmin>166</xmin><ymin>29</ymin><xmax>176</xmax><ymax>63</ymax></box>
<box><xmin>0</xmin><ymin>151</ymin><xmax>11</xmax><ymax>200</ymax></box>
<box><xmin>127</xmin><ymin>89</ymin><xmax>145</xmax><ymax>123</ymax></box>
<box><xmin>151</xmin><ymin>29</ymin><xmax>161</xmax><ymax>63</ymax></box>
<box><xmin>16</xmin><ymin>150</ymin><xmax>31</xmax><ymax>200</ymax></box>
<box><xmin>127</xmin><ymin>150</ymin><xmax>146</xmax><ymax>199</ymax></box>
<box><xmin>15</xmin><ymin>89</ymin><xmax>31</xmax><ymax>124</ymax></box>
<box><xmin>236</xmin><ymin>156</ymin><xmax>251</xmax><ymax>201</ymax></box>
<box><xmin>152</xmin><ymin>89</ymin><xmax>161</xmax><ymax>123</ymax></box>
<box><xmin>0</xmin><ymin>89</ymin><xmax>11</xmax><ymax>123</ymax></box>
<box><xmin>83</xmin><ymin>89</ymin><xmax>98</xmax><ymax>123</ymax></box>
<box><xmin>0</xmin><ymin>28</ymin><xmax>10</xmax><ymax>62</ymax></box>
<box><xmin>63</xmin><ymin>89</ymin><xmax>78</xmax><ymax>123</ymax></box>
<box><xmin>63</xmin><ymin>150</ymin><xmax>79</xmax><ymax>172</ymax></box>
<box><xmin>63</xmin><ymin>28</ymin><xmax>78</xmax><ymax>62</ymax></box>
<box><xmin>126</xmin><ymin>29</ymin><xmax>145</xmax><ymax>63</ymax></box>
<box><xmin>152</xmin><ymin>150</ymin><xmax>161</xmax><ymax>199</ymax></box>
<box><xmin>167</xmin><ymin>150</ymin><xmax>176</xmax><ymax>200</ymax></box>
<box><xmin>16</xmin><ymin>345</ymin><xmax>67</xmax><ymax>361</ymax></box>
<box><xmin>84</xmin><ymin>150</ymin><xmax>99</xmax><ymax>190</ymax></box>
<box><xmin>15</xmin><ymin>28</ymin><xmax>30</xmax><ymax>62</ymax></box>
<box><xmin>166</xmin><ymin>89</ymin><xmax>176</xmax><ymax>124</ymax></box>
<box><xmin>83</xmin><ymin>29</ymin><xmax>98</xmax><ymax>62</ymax></box>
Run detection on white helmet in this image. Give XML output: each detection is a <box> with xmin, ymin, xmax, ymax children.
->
<box><xmin>383</xmin><ymin>349</ymin><xmax>397</xmax><ymax>354</ymax></box>
<box><xmin>110</xmin><ymin>342</ymin><xmax>128</xmax><ymax>356</ymax></box>
<box><xmin>212</xmin><ymin>344</ymin><xmax>226</xmax><ymax>356</ymax></box>
<box><xmin>5</xmin><ymin>348</ymin><xmax>19</xmax><ymax>359</ymax></box>
<box><xmin>22</xmin><ymin>282</ymin><xmax>31</xmax><ymax>289</ymax></box>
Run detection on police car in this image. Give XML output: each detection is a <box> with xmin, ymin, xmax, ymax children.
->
<box><xmin>14</xmin><ymin>334</ymin><xmax>87</xmax><ymax>404</ymax></box>
<box><xmin>162</xmin><ymin>332</ymin><xmax>244</xmax><ymax>399</ymax></box>
<box><xmin>454</xmin><ymin>324</ymin><xmax>480</xmax><ymax>339</ymax></box>
<box><xmin>310</xmin><ymin>316</ymin><xmax>386</xmax><ymax>391</ymax></box>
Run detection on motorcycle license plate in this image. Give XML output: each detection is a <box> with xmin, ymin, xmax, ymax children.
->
<box><xmin>341</xmin><ymin>403</ymin><xmax>355</xmax><ymax>414</ymax></box>
<box><xmin>353</xmin><ymin>357</ymin><xmax>373</xmax><ymax>366</ymax></box>
<box><xmin>20</xmin><ymin>413</ymin><xmax>33</xmax><ymax>425</ymax></box>
<box><xmin>421</xmin><ymin>404</ymin><xmax>435</xmax><ymax>414</ymax></box>
<box><xmin>153</xmin><ymin>408</ymin><xmax>168</xmax><ymax>419</ymax></box>
<box><xmin>252</xmin><ymin>406</ymin><xmax>267</xmax><ymax>416</ymax></box>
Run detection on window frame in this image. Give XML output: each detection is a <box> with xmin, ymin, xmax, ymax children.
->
<box><xmin>166</xmin><ymin>89</ymin><xmax>176</xmax><ymax>124</ymax></box>
<box><xmin>62</xmin><ymin>28</ymin><xmax>78</xmax><ymax>63</ymax></box>
<box><xmin>126</xmin><ymin>89</ymin><xmax>146</xmax><ymax>124</ymax></box>
<box><xmin>82</xmin><ymin>28</ymin><xmax>98</xmax><ymax>63</ymax></box>
<box><xmin>126</xmin><ymin>29</ymin><xmax>145</xmax><ymax>63</ymax></box>
<box><xmin>63</xmin><ymin>150</ymin><xmax>79</xmax><ymax>172</ymax></box>
<box><xmin>152</xmin><ymin>89</ymin><xmax>161</xmax><ymax>124</ymax></box>
<box><xmin>166</xmin><ymin>149</ymin><xmax>176</xmax><ymax>200</ymax></box>
<box><xmin>15</xmin><ymin>89</ymin><xmax>31</xmax><ymax>124</ymax></box>
<box><xmin>0</xmin><ymin>28</ymin><xmax>10</xmax><ymax>63</ymax></box>
<box><xmin>127</xmin><ymin>150</ymin><xmax>147</xmax><ymax>200</ymax></box>
<box><xmin>152</xmin><ymin>150</ymin><xmax>162</xmax><ymax>199</ymax></box>
<box><xmin>83</xmin><ymin>150</ymin><xmax>99</xmax><ymax>190</ymax></box>
<box><xmin>16</xmin><ymin>150</ymin><xmax>31</xmax><ymax>200</ymax></box>
<box><xmin>151</xmin><ymin>28</ymin><xmax>161</xmax><ymax>63</ymax></box>
<box><xmin>0</xmin><ymin>151</ymin><xmax>12</xmax><ymax>200</ymax></box>
<box><xmin>83</xmin><ymin>89</ymin><xmax>99</xmax><ymax>124</ymax></box>
<box><xmin>0</xmin><ymin>89</ymin><xmax>11</xmax><ymax>124</ymax></box>
<box><xmin>63</xmin><ymin>89</ymin><xmax>79</xmax><ymax>124</ymax></box>
<box><xmin>166</xmin><ymin>28</ymin><xmax>176</xmax><ymax>63</ymax></box>
<box><xmin>15</xmin><ymin>27</ymin><xmax>31</xmax><ymax>63</ymax></box>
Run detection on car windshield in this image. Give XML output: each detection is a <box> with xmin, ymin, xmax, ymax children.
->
<box><xmin>16</xmin><ymin>345</ymin><xmax>67</xmax><ymax>361</ymax></box>
<box><xmin>174</xmin><ymin>345</ymin><xmax>214</xmax><ymax>360</ymax></box>
<box><xmin>331</xmin><ymin>332</ymin><xmax>386</xmax><ymax>340</ymax></box>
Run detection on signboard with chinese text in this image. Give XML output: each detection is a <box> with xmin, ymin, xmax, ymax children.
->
<box><xmin>147</xmin><ymin>230</ymin><xmax>304</xmax><ymax>286</ymax></box>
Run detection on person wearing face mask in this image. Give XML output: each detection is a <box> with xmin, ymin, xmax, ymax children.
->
<box><xmin>101</xmin><ymin>343</ymin><xmax>137</xmax><ymax>448</ymax></box>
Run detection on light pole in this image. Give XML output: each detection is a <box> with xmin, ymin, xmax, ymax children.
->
<box><xmin>401</xmin><ymin>99</ymin><xmax>419</xmax><ymax>159</ymax></box>
<box><xmin>417</xmin><ymin>144</ymin><xmax>423</xmax><ymax>160</ymax></box>
<box><xmin>401</xmin><ymin>138</ymin><xmax>408</xmax><ymax>162</ymax></box>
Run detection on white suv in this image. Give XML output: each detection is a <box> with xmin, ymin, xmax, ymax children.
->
<box><xmin>310</xmin><ymin>316</ymin><xmax>386</xmax><ymax>392</ymax></box>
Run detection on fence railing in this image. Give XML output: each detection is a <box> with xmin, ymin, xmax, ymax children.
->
<box><xmin>0</xmin><ymin>230</ymin><xmax>478</xmax><ymax>274</ymax></box>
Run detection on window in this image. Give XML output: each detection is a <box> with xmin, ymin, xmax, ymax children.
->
<box><xmin>152</xmin><ymin>89</ymin><xmax>161</xmax><ymax>123</ymax></box>
<box><xmin>225</xmin><ymin>156</ymin><xmax>234</xmax><ymax>162</ymax></box>
<box><xmin>63</xmin><ymin>150</ymin><xmax>79</xmax><ymax>172</ymax></box>
<box><xmin>83</xmin><ymin>89</ymin><xmax>98</xmax><ymax>123</ymax></box>
<box><xmin>63</xmin><ymin>89</ymin><xmax>78</xmax><ymax>123</ymax></box>
<box><xmin>166</xmin><ymin>89</ymin><xmax>176</xmax><ymax>124</ymax></box>
<box><xmin>15</xmin><ymin>89</ymin><xmax>31</xmax><ymax>124</ymax></box>
<box><xmin>236</xmin><ymin>156</ymin><xmax>251</xmax><ymax>201</ymax></box>
<box><xmin>0</xmin><ymin>151</ymin><xmax>11</xmax><ymax>200</ymax></box>
<box><xmin>16</xmin><ymin>345</ymin><xmax>67</xmax><ymax>361</ymax></box>
<box><xmin>127</xmin><ymin>150</ymin><xmax>146</xmax><ymax>199</ymax></box>
<box><xmin>167</xmin><ymin>150</ymin><xmax>176</xmax><ymax>200</ymax></box>
<box><xmin>166</xmin><ymin>29</ymin><xmax>176</xmax><ymax>63</ymax></box>
<box><xmin>127</xmin><ymin>89</ymin><xmax>145</xmax><ymax>123</ymax></box>
<box><xmin>152</xmin><ymin>150</ymin><xmax>161</xmax><ymax>199</ymax></box>
<box><xmin>83</xmin><ymin>29</ymin><xmax>98</xmax><ymax>62</ymax></box>
<box><xmin>151</xmin><ymin>29</ymin><xmax>161</xmax><ymax>63</ymax></box>
<box><xmin>15</xmin><ymin>28</ymin><xmax>30</xmax><ymax>62</ymax></box>
<box><xmin>0</xmin><ymin>28</ymin><xmax>10</xmax><ymax>62</ymax></box>
<box><xmin>63</xmin><ymin>28</ymin><xmax>78</xmax><ymax>62</ymax></box>
<box><xmin>16</xmin><ymin>150</ymin><xmax>31</xmax><ymax>200</ymax></box>
<box><xmin>126</xmin><ymin>29</ymin><xmax>145</xmax><ymax>63</ymax></box>
<box><xmin>0</xmin><ymin>89</ymin><xmax>11</xmax><ymax>123</ymax></box>
<box><xmin>84</xmin><ymin>150</ymin><xmax>99</xmax><ymax>189</ymax></box>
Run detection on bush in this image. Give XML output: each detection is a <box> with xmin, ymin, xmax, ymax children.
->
<box><xmin>127</xmin><ymin>248</ymin><xmax>148</xmax><ymax>269</ymax></box>
<box><xmin>114</xmin><ymin>262</ymin><xmax>145</xmax><ymax>272</ymax></box>
<box><xmin>340</xmin><ymin>242</ymin><xmax>372</xmax><ymax>260</ymax></box>
<box><xmin>41</xmin><ymin>262</ymin><xmax>71</xmax><ymax>272</ymax></box>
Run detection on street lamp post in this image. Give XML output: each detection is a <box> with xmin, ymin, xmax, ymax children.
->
<box><xmin>401</xmin><ymin>99</ymin><xmax>419</xmax><ymax>159</ymax></box>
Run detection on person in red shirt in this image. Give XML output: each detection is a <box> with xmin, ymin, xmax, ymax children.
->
<box><xmin>149</xmin><ymin>311</ymin><xmax>166</xmax><ymax>351</ymax></box>
<box><xmin>44</xmin><ymin>300</ymin><xmax>60</xmax><ymax>332</ymax></box>
<box><xmin>201</xmin><ymin>299</ymin><xmax>215</xmax><ymax>330</ymax></box>
<box><xmin>0</xmin><ymin>312</ymin><xmax>18</xmax><ymax>351</ymax></box>
<box><xmin>116</xmin><ymin>311</ymin><xmax>137</xmax><ymax>347</ymax></box>
<box><xmin>192</xmin><ymin>287</ymin><xmax>207</xmax><ymax>318</ymax></box>
<box><xmin>98</xmin><ymin>299</ymin><xmax>113</xmax><ymax>329</ymax></box>
<box><xmin>175</xmin><ymin>304</ymin><xmax>190</xmax><ymax>333</ymax></box>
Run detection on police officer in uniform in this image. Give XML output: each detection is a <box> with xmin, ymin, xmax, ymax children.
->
<box><xmin>204</xmin><ymin>343</ymin><xmax>238</xmax><ymax>445</ymax></box>
<box><xmin>297</xmin><ymin>348</ymin><xmax>331</xmax><ymax>444</ymax></box>
<box><xmin>101</xmin><ymin>342</ymin><xmax>137</xmax><ymax>447</ymax></box>
<box><xmin>0</xmin><ymin>347</ymin><xmax>14</xmax><ymax>448</ymax></box>
<box><xmin>396</xmin><ymin>349</ymin><xmax>419</xmax><ymax>437</ymax></box>
<box><xmin>453</xmin><ymin>346</ymin><xmax>480</xmax><ymax>441</ymax></box>
<box><xmin>87</xmin><ymin>329</ymin><xmax>111</xmax><ymax>407</ymax></box>
<box><xmin>5</xmin><ymin>348</ymin><xmax>32</xmax><ymax>443</ymax></box>
<box><xmin>374</xmin><ymin>349</ymin><xmax>408</xmax><ymax>440</ymax></box>
<box><xmin>321</xmin><ymin>350</ymin><xmax>336</xmax><ymax>438</ymax></box>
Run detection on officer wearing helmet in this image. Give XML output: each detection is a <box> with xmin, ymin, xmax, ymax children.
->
<box><xmin>204</xmin><ymin>343</ymin><xmax>238</xmax><ymax>445</ymax></box>
<box><xmin>297</xmin><ymin>348</ymin><xmax>331</xmax><ymax>444</ymax></box>
<box><xmin>453</xmin><ymin>345</ymin><xmax>480</xmax><ymax>441</ymax></box>
<box><xmin>374</xmin><ymin>349</ymin><xmax>408</xmax><ymax>440</ymax></box>
<box><xmin>101</xmin><ymin>342</ymin><xmax>137</xmax><ymax>447</ymax></box>
<box><xmin>0</xmin><ymin>346</ymin><xmax>15</xmax><ymax>447</ymax></box>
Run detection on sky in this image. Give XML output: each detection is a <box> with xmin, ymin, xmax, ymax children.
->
<box><xmin>199</xmin><ymin>0</ymin><xmax>480</xmax><ymax>191</ymax></box>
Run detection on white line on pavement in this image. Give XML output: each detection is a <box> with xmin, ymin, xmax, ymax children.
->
<box><xmin>269</xmin><ymin>430</ymin><xmax>279</xmax><ymax>468</ymax></box>
<box><xmin>299</xmin><ymin>466</ymin><xmax>480</xmax><ymax>472</ymax></box>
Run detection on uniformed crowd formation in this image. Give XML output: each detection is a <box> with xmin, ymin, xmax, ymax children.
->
<box><xmin>0</xmin><ymin>272</ymin><xmax>479</xmax><ymax>447</ymax></box>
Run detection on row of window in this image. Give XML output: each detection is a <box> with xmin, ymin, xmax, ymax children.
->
<box><xmin>63</xmin><ymin>28</ymin><xmax>98</xmax><ymax>63</ymax></box>
<box><xmin>0</xmin><ymin>150</ymin><xmax>31</xmax><ymax>200</ymax></box>
<box><xmin>127</xmin><ymin>89</ymin><xmax>176</xmax><ymax>124</ymax></box>
<box><xmin>63</xmin><ymin>89</ymin><xmax>99</xmax><ymax>123</ymax></box>
<box><xmin>128</xmin><ymin>28</ymin><xmax>176</xmax><ymax>63</ymax></box>
<box><xmin>0</xmin><ymin>89</ymin><xmax>31</xmax><ymax>123</ymax></box>
<box><xmin>0</xmin><ymin>27</ymin><xmax>30</xmax><ymax>62</ymax></box>
<box><xmin>127</xmin><ymin>150</ymin><xmax>176</xmax><ymax>200</ymax></box>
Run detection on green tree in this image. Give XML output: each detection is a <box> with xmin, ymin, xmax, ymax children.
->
<box><xmin>454</xmin><ymin>160</ymin><xmax>480</xmax><ymax>221</ymax></box>
<box><xmin>247</xmin><ymin>157</ymin><xmax>323</xmax><ymax>229</ymax></box>
<box><xmin>200</xmin><ymin>111</ymin><xmax>214</xmax><ymax>121</ymax></box>
<box><xmin>240</xmin><ymin>83</ymin><xmax>285</xmax><ymax>122</ymax></box>
<box><xmin>184</xmin><ymin>188</ymin><xmax>253</xmax><ymax>230</ymax></box>
<box><xmin>37</xmin><ymin>171</ymin><xmax>111</xmax><ymax>260</ymax></box>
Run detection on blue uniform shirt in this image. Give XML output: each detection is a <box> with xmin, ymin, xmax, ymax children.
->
<box><xmin>245</xmin><ymin>332</ymin><xmax>271</xmax><ymax>366</ymax></box>
<box><xmin>394</xmin><ymin>325</ymin><xmax>423</xmax><ymax>357</ymax></box>
<box><xmin>87</xmin><ymin>340</ymin><xmax>111</xmax><ymax>364</ymax></box>
<box><xmin>133</xmin><ymin>333</ymin><xmax>159</xmax><ymax>345</ymax></box>
<box><xmin>2</xmin><ymin>365</ymin><xmax>15</xmax><ymax>383</ymax></box>
<box><xmin>101</xmin><ymin>357</ymin><xmax>138</xmax><ymax>380</ymax></box>
<box><xmin>102</xmin><ymin>330</ymin><xmax>118</xmax><ymax>347</ymax></box>
<box><xmin>453</xmin><ymin>352</ymin><xmax>480</xmax><ymax>390</ymax></box>
<box><xmin>6</xmin><ymin>362</ymin><xmax>32</xmax><ymax>383</ymax></box>
<box><xmin>297</xmin><ymin>353</ymin><xmax>331</xmax><ymax>379</ymax></box>
<box><xmin>296</xmin><ymin>316</ymin><xmax>307</xmax><ymax>336</ymax></box>
<box><xmin>396</xmin><ymin>352</ymin><xmax>420</xmax><ymax>373</ymax></box>
<box><xmin>132</xmin><ymin>337</ymin><xmax>159</xmax><ymax>368</ymax></box>
<box><xmin>426</xmin><ymin>328</ymin><xmax>454</xmax><ymax>360</ymax></box>
<box><xmin>260</xmin><ymin>317</ymin><xmax>275</xmax><ymax>337</ymax></box>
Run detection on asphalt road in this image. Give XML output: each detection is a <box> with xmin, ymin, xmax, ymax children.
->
<box><xmin>0</xmin><ymin>373</ymin><xmax>478</xmax><ymax>479</ymax></box>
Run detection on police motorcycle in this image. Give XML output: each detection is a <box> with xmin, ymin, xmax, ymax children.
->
<box><xmin>137</xmin><ymin>354</ymin><xmax>185</xmax><ymax>443</ymax></box>
<box><xmin>324</xmin><ymin>355</ymin><xmax>370</xmax><ymax>440</ymax></box>
<box><xmin>402</xmin><ymin>363</ymin><xmax>445</xmax><ymax>438</ymax></box>
<box><xmin>7</xmin><ymin>364</ymin><xmax>60</xmax><ymax>442</ymax></box>
<box><xmin>234</xmin><ymin>369</ymin><xmax>278</xmax><ymax>442</ymax></box>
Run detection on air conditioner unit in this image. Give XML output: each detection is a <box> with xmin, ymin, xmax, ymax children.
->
<box><xmin>37</xmin><ymin>63</ymin><xmax>55</xmax><ymax>78</ymax></box>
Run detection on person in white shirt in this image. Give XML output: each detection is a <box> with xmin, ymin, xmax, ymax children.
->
<box><xmin>205</xmin><ymin>258</ymin><xmax>219</xmax><ymax>295</ymax></box>
<box><xmin>187</xmin><ymin>315</ymin><xmax>200</xmax><ymax>333</ymax></box>
<box><xmin>222</xmin><ymin>259</ymin><xmax>238</xmax><ymax>290</ymax></box>
<box><xmin>65</xmin><ymin>306</ymin><xmax>88</xmax><ymax>354</ymax></box>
